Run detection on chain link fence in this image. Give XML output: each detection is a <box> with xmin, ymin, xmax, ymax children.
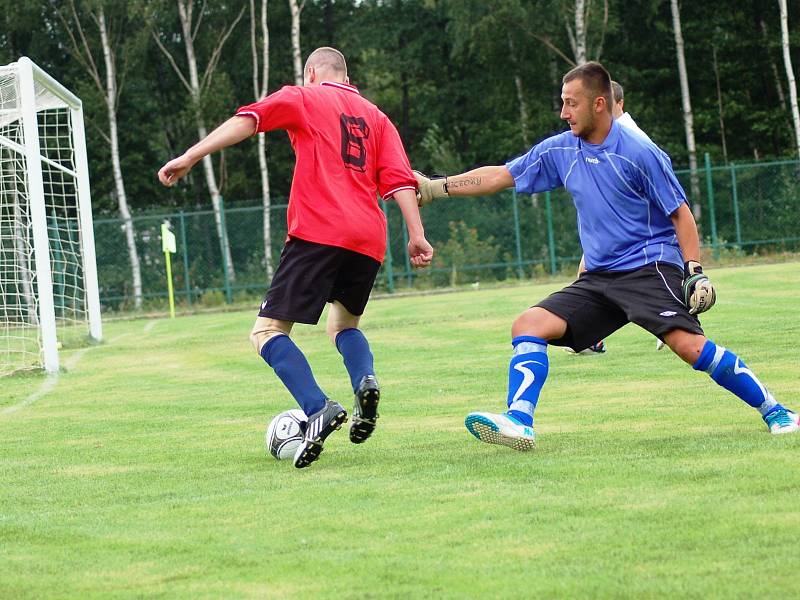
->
<box><xmin>93</xmin><ymin>156</ymin><xmax>800</xmax><ymax>312</ymax></box>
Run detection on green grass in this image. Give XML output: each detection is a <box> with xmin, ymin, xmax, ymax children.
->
<box><xmin>2</xmin><ymin>262</ymin><xmax>799</xmax><ymax>599</ymax></box>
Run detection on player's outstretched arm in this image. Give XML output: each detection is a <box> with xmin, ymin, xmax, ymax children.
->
<box><xmin>157</xmin><ymin>116</ymin><xmax>257</xmax><ymax>187</ymax></box>
<box><xmin>414</xmin><ymin>166</ymin><xmax>514</xmax><ymax>206</ymax></box>
<box><xmin>390</xmin><ymin>189</ymin><xmax>434</xmax><ymax>268</ymax></box>
<box><xmin>671</xmin><ymin>202</ymin><xmax>716</xmax><ymax>314</ymax></box>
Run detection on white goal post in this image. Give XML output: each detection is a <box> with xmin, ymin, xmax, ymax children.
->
<box><xmin>0</xmin><ymin>56</ymin><xmax>102</xmax><ymax>375</ymax></box>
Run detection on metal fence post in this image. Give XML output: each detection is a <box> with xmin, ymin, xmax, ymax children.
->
<box><xmin>218</xmin><ymin>196</ymin><xmax>233</xmax><ymax>304</ymax></box>
<box><xmin>401</xmin><ymin>219</ymin><xmax>413</xmax><ymax>286</ymax></box>
<box><xmin>512</xmin><ymin>190</ymin><xmax>524</xmax><ymax>279</ymax></box>
<box><xmin>381</xmin><ymin>199</ymin><xmax>395</xmax><ymax>293</ymax></box>
<box><xmin>178</xmin><ymin>210</ymin><xmax>192</xmax><ymax>307</ymax></box>
<box><xmin>545</xmin><ymin>191</ymin><xmax>557</xmax><ymax>275</ymax></box>
<box><xmin>730</xmin><ymin>163</ymin><xmax>742</xmax><ymax>247</ymax></box>
<box><xmin>704</xmin><ymin>153</ymin><xmax>719</xmax><ymax>258</ymax></box>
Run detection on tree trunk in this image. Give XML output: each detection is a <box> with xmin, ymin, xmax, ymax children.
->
<box><xmin>712</xmin><ymin>44</ymin><xmax>728</xmax><ymax>164</ymax></box>
<box><xmin>177</xmin><ymin>0</ymin><xmax>236</xmax><ymax>282</ymax></box>
<box><xmin>670</xmin><ymin>0</ymin><xmax>701</xmax><ymax>220</ymax></box>
<box><xmin>289</xmin><ymin>0</ymin><xmax>304</xmax><ymax>85</ymax></box>
<box><xmin>779</xmin><ymin>0</ymin><xmax>800</xmax><ymax>158</ymax></box>
<box><xmin>98</xmin><ymin>8</ymin><xmax>143</xmax><ymax>308</ymax></box>
<box><xmin>14</xmin><ymin>198</ymin><xmax>38</xmax><ymax>325</ymax></box>
<box><xmin>761</xmin><ymin>19</ymin><xmax>787</xmax><ymax>110</ymax></box>
<box><xmin>574</xmin><ymin>0</ymin><xmax>587</xmax><ymax>64</ymax></box>
<box><xmin>508</xmin><ymin>35</ymin><xmax>531</xmax><ymax>147</ymax></box>
<box><xmin>251</xmin><ymin>0</ymin><xmax>273</xmax><ymax>278</ymax></box>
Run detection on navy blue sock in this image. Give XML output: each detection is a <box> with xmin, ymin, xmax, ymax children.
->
<box><xmin>693</xmin><ymin>339</ymin><xmax>778</xmax><ymax>415</ymax></box>
<box><xmin>506</xmin><ymin>336</ymin><xmax>549</xmax><ymax>427</ymax></box>
<box><xmin>335</xmin><ymin>328</ymin><xmax>375</xmax><ymax>392</ymax></box>
<box><xmin>260</xmin><ymin>335</ymin><xmax>326</xmax><ymax>416</ymax></box>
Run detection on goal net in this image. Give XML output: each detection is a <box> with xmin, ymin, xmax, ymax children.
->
<box><xmin>0</xmin><ymin>57</ymin><xmax>101</xmax><ymax>376</ymax></box>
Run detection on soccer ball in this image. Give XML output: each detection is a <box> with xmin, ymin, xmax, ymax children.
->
<box><xmin>266</xmin><ymin>409</ymin><xmax>308</xmax><ymax>460</ymax></box>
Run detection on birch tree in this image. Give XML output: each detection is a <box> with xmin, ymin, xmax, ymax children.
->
<box><xmin>59</xmin><ymin>0</ymin><xmax>143</xmax><ymax>308</ymax></box>
<box><xmin>670</xmin><ymin>0</ymin><xmax>701</xmax><ymax>219</ymax></box>
<box><xmin>151</xmin><ymin>0</ymin><xmax>245</xmax><ymax>283</ymax></box>
<box><xmin>563</xmin><ymin>0</ymin><xmax>608</xmax><ymax>64</ymax></box>
<box><xmin>761</xmin><ymin>19</ymin><xmax>788</xmax><ymax>111</ymax></box>
<box><xmin>250</xmin><ymin>0</ymin><xmax>274</xmax><ymax>278</ymax></box>
<box><xmin>778</xmin><ymin>0</ymin><xmax>800</xmax><ymax>158</ymax></box>
<box><xmin>565</xmin><ymin>0</ymin><xmax>587</xmax><ymax>64</ymax></box>
<box><xmin>508</xmin><ymin>34</ymin><xmax>531</xmax><ymax>146</ymax></box>
<box><xmin>288</xmin><ymin>0</ymin><xmax>305</xmax><ymax>85</ymax></box>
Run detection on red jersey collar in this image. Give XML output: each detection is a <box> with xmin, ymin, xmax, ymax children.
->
<box><xmin>320</xmin><ymin>81</ymin><xmax>361</xmax><ymax>95</ymax></box>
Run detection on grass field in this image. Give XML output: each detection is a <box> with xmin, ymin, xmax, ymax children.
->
<box><xmin>2</xmin><ymin>262</ymin><xmax>799</xmax><ymax>598</ymax></box>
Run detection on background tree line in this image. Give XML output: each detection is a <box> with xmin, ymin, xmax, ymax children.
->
<box><xmin>2</xmin><ymin>0</ymin><xmax>799</xmax><ymax>305</ymax></box>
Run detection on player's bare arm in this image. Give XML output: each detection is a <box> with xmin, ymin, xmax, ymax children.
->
<box><xmin>414</xmin><ymin>166</ymin><xmax>514</xmax><ymax>206</ymax></box>
<box><xmin>157</xmin><ymin>116</ymin><xmax>257</xmax><ymax>187</ymax></box>
<box><xmin>670</xmin><ymin>202</ymin><xmax>700</xmax><ymax>262</ymax></box>
<box><xmin>670</xmin><ymin>202</ymin><xmax>716</xmax><ymax>314</ymax></box>
<box><xmin>390</xmin><ymin>189</ymin><xmax>434</xmax><ymax>268</ymax></box>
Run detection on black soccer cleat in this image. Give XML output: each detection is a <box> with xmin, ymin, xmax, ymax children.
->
<box><xmin>293</xmin><ymin>400</ymin><xmax>348</xmax><ymax>469</ymax></box>
<box><xmin>350</xmin><ymin>375</ymin><xmax>380</xmax><ymax>444</ymax></box>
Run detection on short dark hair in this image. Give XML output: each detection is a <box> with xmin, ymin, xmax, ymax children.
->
<box><xmin>562</xmin><ymin>62</ymin><xmax>613</xmax><ymax>112</ymax></box>
<box><xmin>305</xmin><ymin>47</ymin><xmax>347</xmax><ymax>77</ymax></box>
<box><xmin>611</xmin><ymin>80</ymin><xmax>624</xmax><ymax>104</ymax></box>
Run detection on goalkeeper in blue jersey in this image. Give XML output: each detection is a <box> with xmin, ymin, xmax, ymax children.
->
<box><xmin>415</xmin><ymin>61</ymin><xmax>798</xmax><ymax>450</ymax></box>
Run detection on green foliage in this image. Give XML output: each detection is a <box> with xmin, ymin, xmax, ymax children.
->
<box><xmin>2</xmin><ymin>0</ymin><xmax>800</xmax><ymax>218</ymax></box>
<box><xmin>4</xmin><ymin>0</ymin><xmax>800</xmax><ymax>308</ymax></box>
<box><xmin>428</xmin><ymin>220</ymin><xmax>501</xmax><ymax>286</ymax></box>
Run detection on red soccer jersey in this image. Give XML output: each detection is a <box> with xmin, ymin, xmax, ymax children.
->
<box><xmin>235</xmin><ymin>82</ymin><xmax>416</xmax><ymax>262</ymax></box>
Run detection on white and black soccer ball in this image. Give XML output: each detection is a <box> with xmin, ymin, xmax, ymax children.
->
<box><xmin>266</xmin><ymin>409</ymin><xmax>308</xmax><ymax>460</ymax></box>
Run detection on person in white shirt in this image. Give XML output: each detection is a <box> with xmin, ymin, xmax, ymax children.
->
<box><xmin>611</xmin><ymin>80</ymin><xmax>649</xmax><ymax>140</ymax></box>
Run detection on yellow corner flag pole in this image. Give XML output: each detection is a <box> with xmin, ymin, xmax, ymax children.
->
<box><xmin>161</xmin><ymin>222</ymin><xmax>177</xmax><ymax>318</ymax></box>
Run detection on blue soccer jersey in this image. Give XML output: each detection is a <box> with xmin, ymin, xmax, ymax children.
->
<box><xmin>506</xmin><ymin>120</ymin><xmax>687</xmax><ymax>271</ymax></box>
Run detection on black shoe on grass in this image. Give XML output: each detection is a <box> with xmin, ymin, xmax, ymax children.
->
<box><xmin>349</xmin><ymin>375</ymin><xmax>380</xmax><ymax>444</ymax></box>
<box><xmin>293</xmin><ymin>400</ymin><xmax>347</xmax><ymax>469</ymax></box>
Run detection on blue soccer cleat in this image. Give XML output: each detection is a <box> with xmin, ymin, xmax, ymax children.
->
<box><xmin>763</xmin><ymin>406</ymin><xmax>800</xmax><ymax>435</ymax></box>
<box><xmin>464</xmin><ymin>411</ymin><xmax>535</xmax><ymax>451</ymax></box>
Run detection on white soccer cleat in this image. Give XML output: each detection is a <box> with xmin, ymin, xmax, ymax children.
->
<box><xmin>763</xmin><ymin>407</ymin><xmax>800</xmax><ymax>435</ymax></box>
<box><xmin>464</xmin><ymin>411</ymin><xmax>535</xmax><ymax>451</ymax></box>
<box><xmin>656</xmin><ymin>339</ymin><xmax>666</xmax><ymax>351</ymax></box>
<box><xmin>564</xmin><ymin>340</ymin><xmax>606</xmax><ymax>355</ymax></box>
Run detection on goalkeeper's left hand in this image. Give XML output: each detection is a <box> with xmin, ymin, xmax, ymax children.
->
<box><xmin>682</xmin><ymin>261</ymin><xmax>716</xmax><ymax>315</ymax></box>
<box><xmin>413</xmin><ymin>171</ymin><xmax>449</xmax><ymax>207</ymax></box>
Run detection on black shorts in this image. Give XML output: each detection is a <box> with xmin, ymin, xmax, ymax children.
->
<box><xmin>537</xmin><ymin>261</ymin><xmax>704</xmax><ymax>352</ymax></box>
<box><xmin>258</xmin><ymin>237</ymin><xmax>381</xmax><ymax>325</ymax></box>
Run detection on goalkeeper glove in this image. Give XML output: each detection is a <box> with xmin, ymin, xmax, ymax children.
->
<box><xmin>413</xmin><ymin>170</ymin><xmax>449</xmax><ymax>206</ymax></box>
<box><xmin>682</xmin><ymin>260</ymin><xmax>716</xmax><ymax>315</ymax></box>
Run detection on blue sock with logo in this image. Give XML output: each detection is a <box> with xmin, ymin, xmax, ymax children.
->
<box><xmin>335</xmin><ymin>328</ymin><xmax>375</xmax><ymax>392</ymax></box>
<box><xmin>260</xmin><ymin>335</ymin><xmax>326</xmax><ymax>416</ymax></box>
<box><xmin>506</xmin><ymin>336</ymin><xmax>549</xmax><ymax>427</ymax></box>
<box><xmin>692</xmin><ymin>339</ymin><xmax>778</xmax><ymax>415</ymax></box>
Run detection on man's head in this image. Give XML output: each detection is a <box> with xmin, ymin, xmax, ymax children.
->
<box><xmin>560</xmin><ymin>61</ymin><xmax>613</xmax><ymax>142</ymax></box>
<box><xmin>611</xmin><ymin>80</ymin><xmax>625</xmax><ymax>119</ymax></box>
<box><xmin>304</xmin><ymin>47</ymin><xmax>348</xmax><ymax>86</ymax></box>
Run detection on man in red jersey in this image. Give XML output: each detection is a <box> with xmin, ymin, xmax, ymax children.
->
<box><xmin>158</xmin><ymin>47</ymin><xmax>433</xmax><ymax>469</ymax></box>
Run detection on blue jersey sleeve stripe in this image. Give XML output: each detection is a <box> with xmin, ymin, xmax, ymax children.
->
<box><xmin>606</xmin><ymin>151</ymin><xmax>681</xmax><ymax>216</ymax></box>
<box><xmin>603</xmin><ymin>151</ymin><xmax>654</xmax><ymax>239</ymax></box>
<box><xmin>657</xmin><ymin>151</ymin><xmax>687</xmax><ymax>212</ymax></box>
<box><xmin>562</xmin><ymin>157</ymin><xmax>580</xmax><ymax>186</ymax></box>
<box><xmin>511</xmin><ymin>146</ymin><xmax>578</xmax><ymax>178</ymax></box>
